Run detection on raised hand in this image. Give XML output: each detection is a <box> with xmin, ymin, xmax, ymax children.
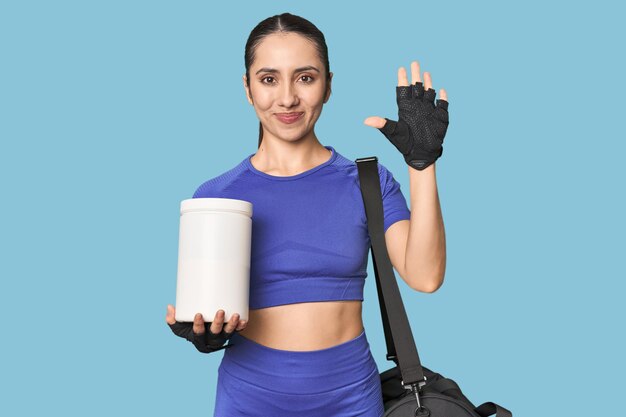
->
<box><xmin>364</xmin><ymin>60</ymin><xmax>449</xmax><ymax>170</ymax></box>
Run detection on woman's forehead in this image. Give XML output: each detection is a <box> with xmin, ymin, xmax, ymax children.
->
<box><xmin>252</xmin><ymin>33</ymin><xmax>321</xmax><ymax>71</ymax></box>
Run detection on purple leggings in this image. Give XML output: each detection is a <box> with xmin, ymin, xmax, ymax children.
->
<box><xmin>213</xmin><ymin>329</ymin><xmax>385</xmax><ymax>416</ymax></box>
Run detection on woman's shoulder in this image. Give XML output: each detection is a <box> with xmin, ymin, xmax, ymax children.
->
<box><xmin>191</xmin><ymin>158</ymin><xmax>249</xmax><ymax>198</ymax></box>
<box><xmin>332</xmin><ymin>148</ymin><xmax>401</xmax><ymax>187</ymax></box>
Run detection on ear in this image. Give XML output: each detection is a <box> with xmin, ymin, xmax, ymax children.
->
<box><xmin>243</xmin><ymin>74</ymin><xmax>253</xmax><ymax>105</ymax></box>
<box><xmin>324</xmin><ymin>72</ymin><xmax>333</xmax><ymax>104</ymax></box>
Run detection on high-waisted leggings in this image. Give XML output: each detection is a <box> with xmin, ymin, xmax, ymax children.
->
<box><xmin>213</xmin><ymin>328</ymin><xmax>385</xmax><ymax>417</ymax></box>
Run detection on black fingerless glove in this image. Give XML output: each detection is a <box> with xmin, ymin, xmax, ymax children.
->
<box><xmin>379</xmin><ymin>81</ymin><xmax>449</xmax><ymax>171</ymax></box>
<box><xmin>168</xmin><ymin>321</ymin><xmax>235</xmax><ymax>354</ymax></box>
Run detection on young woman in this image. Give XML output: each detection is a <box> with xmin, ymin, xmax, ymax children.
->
<box><xmin>166</xmin><ymin>12</ymin><xmax>449</xmax><ymax>416</ymax></box>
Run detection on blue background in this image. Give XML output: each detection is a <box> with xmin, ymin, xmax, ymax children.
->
<box><xmin>2</xmin><ymin>1</ymin><xmax>624</xmax><ymax>415</ymax></box>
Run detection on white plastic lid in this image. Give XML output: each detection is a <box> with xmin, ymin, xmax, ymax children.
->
<box><xmin>180</xmin><ymin>198</ymin><xmax>253</xmax><ymax>217</ymax></box>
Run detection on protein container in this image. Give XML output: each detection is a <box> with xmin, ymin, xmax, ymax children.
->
<box><xmin>175</xmin><ymin>197</ymin><xmax>253</xmax><ymax>323</ymax></box>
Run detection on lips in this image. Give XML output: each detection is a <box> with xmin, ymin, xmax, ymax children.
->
<box><xmin>275</xmin><ymin>112</ymin><xmax>304</xmax><ymax>124</ymax></box>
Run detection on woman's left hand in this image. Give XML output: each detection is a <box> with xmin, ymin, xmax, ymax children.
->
<box><xmin>364</xmin><ymin>60</ymin><xmax>449</xmax><ymax>170</ymax></box>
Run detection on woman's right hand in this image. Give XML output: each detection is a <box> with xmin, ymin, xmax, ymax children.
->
<box><xmin>166</xmin><ymin>304</ymin><xmax>247</xmax><ymax>353</ymax></box>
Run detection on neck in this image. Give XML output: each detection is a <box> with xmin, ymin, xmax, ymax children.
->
<box><xmin>251</xmin><ymin>139</ymin><xmax>331</xmax><ymax>177</ymax></box>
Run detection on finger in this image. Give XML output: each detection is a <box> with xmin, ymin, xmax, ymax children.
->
<box><xmin>166</xmin><ymin>304</ymin><xmax>176</xmax><ymax>325</ymax></box>
<box><xmin>435</xmin><ymin>98</ymin><xmax>449</xmax><ymax>115</ymax></box>
<box><xmin>236</xmin><ymin>319</ymin><xmax>248</xmax><ymax>331</ymax></box>
<box><xmin>411</xmin><ymin>81</ymin><xmax>425</xmax><ymax>100</ymax></box>
<box><xmin>380</xmin><ymin>118</ymin><xmax>412</xmax><ymax>155</ymax></box>
<box><xmin>209</xmin><ymin>309</ymin><xmax>225</xmax><ymax>334</ymax></box>
<box><xmin>379</xmin><ymin>118</ymin><xmax>398</xmax><ymax>138</ymax></box>
<box><xmin>193</xmin><ymin>313</ymin><xmax>205</xmax><ymax>335</ymax></box>
<box><xmin>424</xmin><ymin>87</ymin><xmax>437</xmax><ymax>105</ymax></box>
<box><xmin>424</xmin><ymin>71</ymin><xmax>433</xmax><ymax>91</ymax></box>
<box><xmin>440</xmin><ymin>88</ymin><xmax>448</xmax><ymax>102</ymax></box>
<box><xmin>363</xmin><ymin>116</ymin><xmax>387</xmax><ymax>129</ymax></box>
<box><xmin>398</xmin><ymin>66</ymin><xmax>409</xmax><ymax>87</ymax></box>
<box><xmin>410</xmin><ymin>61</ymin><xmax>422</xmax><ymax>85</ymax></box>
<box><xmin>224</xmin><ymin>313</ymin><xmax>240</xmax><ymax>333</ymax></box>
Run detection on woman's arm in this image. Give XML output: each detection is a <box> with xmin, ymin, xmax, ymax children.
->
<box><xmin>385</xmin><ymin>162</ymin><xmax>446</xmax><ymax>293</ymax></box>
<box><xmin>368</xmin><ymin>60</ymin><xmax>449</xmax><ymax>292</ymax></box>
<box><xmin>404</xmin><ymin>162</ymin><xmax>446</xmax><ymax>292</ymax></box>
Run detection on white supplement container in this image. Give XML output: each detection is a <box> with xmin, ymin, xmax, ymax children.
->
<box><xmin>175</xmin><ymin>198</ymin><xmax>253</xmax><ymax>323</ymax></box>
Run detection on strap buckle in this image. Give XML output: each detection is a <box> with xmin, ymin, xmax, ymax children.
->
<box><xmin>402</xmin><ymin>377</ymin><xmax>427</xmax><ymax>409</ymax></box>
<box><xmin>401</xmin><ymin>375</ymin><xmax>427</xmax><ymax>391</ymax></box>
<box><xmin>355</xmin><ymin>156</ymin><xmax>378</xmax><ymax>163</ymax></box>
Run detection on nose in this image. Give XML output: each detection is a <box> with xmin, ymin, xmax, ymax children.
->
<box><xmin>277</xmin><ymin>82</ymin><xmax>299</xmax><ymax>107</ymax></box>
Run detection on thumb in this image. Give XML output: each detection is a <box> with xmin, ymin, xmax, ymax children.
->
<box><xmin>363</xmin><ymin>116</ymin><xmax>387</xmax><ymax>129</ymax></box>
<box><xmin>166</xmin><ymin>304</ymin><xmax>176</xmax><ymax>325</ymax></box>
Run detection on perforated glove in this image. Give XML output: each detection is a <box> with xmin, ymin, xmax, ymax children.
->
<box><xmin>168</xmin><ymin>321</ymin><xmax>235</xmax><ymax>354</ymax></box>
<box><xmin>379</xmin><ymin>81</ymin><xmax>449</xmax><ymax>170</ymax></box>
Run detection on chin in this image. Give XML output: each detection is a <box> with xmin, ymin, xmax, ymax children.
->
<box><xmin>276</xmin><ymin>131</ymin><xmax>309</xmax><ymax>143</ymax></box>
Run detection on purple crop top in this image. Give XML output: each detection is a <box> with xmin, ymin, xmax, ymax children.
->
<box><xmin>192</xmin><ymin>145</ymin><xmax>412</xmax><ymax>309</ymax></box>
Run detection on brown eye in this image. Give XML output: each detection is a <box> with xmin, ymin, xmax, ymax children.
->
<box><xmin>261</xmin><ymin>76</ymin><xmax>275</xmax><ymax>84</ymax></box>
<box><xmin>301</xmin><ymin>75</ymin><xmax>314</xmax><ymax>83</ymax></box>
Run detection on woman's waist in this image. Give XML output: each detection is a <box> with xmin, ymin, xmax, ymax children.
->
<box><xmin>221</xmin><ymin>322</ymin><xmax>378</xmax><ymax>395</ymax></box>
<box><xmin>236</xmin><ymin>300</ymin><xmax>363</xmax><ymax>351</ymax></box>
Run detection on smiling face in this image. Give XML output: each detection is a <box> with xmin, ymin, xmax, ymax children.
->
<box><xmin>243</xmin><ymin>32</ymin><xmax>332</xmax><ymax>145</ymax></box>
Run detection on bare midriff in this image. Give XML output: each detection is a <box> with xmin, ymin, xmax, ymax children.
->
<box><xmin>236</xmin><ymin>300</ymin><xmax>364</xmax><ymax>352</ymax></box>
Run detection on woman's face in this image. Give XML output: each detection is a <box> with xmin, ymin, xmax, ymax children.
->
<box><xmin>243</xmin><ymin>32</ymin><xmax>332</xmax><ymax>144</ymax></box>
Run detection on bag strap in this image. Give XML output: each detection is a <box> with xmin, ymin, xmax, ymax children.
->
<box><xmin>355</xmin><ymin>156</ymin><xmax>426</xmax><ymax>389</ymax></box>
<box><xmin>475</xmin><ymin>401</ymin><xmax>513</xmax><ymax>417</ymax></box>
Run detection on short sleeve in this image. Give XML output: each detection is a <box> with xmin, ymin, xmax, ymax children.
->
<box><xmin>192</xmin><ymin>177</ymin><xmax>220</xmax><ymax>198</ymax></box>
<box><xmin>378</xmin><ymin>162</ymin><xmax>411</xmax><ymax>233</ymax></box>
<box><xmin>191</xmin><ymin>164</ymin><xmax>245</xmax><ymax>198</ymax></box>
<box><xmin>192</xmin><ymin>182</ymin><xmax>209</xmax><ymax>198</ymax></box>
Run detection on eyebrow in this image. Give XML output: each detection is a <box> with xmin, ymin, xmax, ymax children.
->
<box><xmin>255</xmin><ymin>65</ymin><xmax>320</xmax><ymax>75</ymax></box>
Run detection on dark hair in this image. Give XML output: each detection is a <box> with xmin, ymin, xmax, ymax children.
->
<box><xmin>244</xmin><ymin>13</ymin><xmax>331</xmax><ymax>148</ymax></box>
